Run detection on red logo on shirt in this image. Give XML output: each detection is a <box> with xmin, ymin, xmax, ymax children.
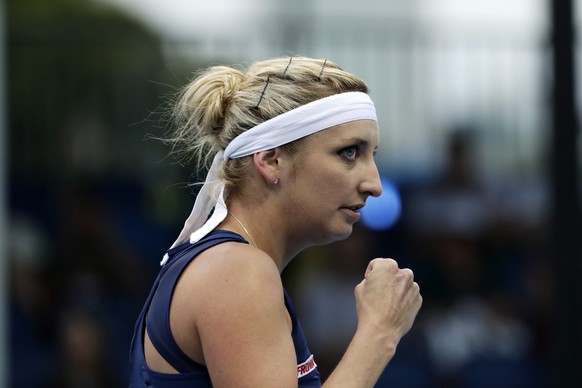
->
<box><xmin>297</xmin><ymin>354</ymin><xmax>317</xmax><ymax>378</ymax></box>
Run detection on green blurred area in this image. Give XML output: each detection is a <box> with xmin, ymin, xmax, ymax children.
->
<box><xmin>9</xmin><ymin>0</ymin><xmax>167</xmax><ymax>177</ymax></box>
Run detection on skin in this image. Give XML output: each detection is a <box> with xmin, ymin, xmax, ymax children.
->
<box><xmin>144</xmin><ymin>119</ymin><xmax>422</xmax><ymax>387</ymax></box>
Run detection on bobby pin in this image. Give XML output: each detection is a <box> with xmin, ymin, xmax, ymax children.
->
<box><xmin>318</xmin><ymin>59</ymin><xmax>328</xmax><ymax>81</ymax></box>
<box><xmin>255</xmin><ymin>75</ymin><xmax>271</xmax><ymax>108</ymax></box>
<box><xmin>282</xmin><ymin>57</ymin><xmax>293</xmax><ymax>78</ymax></box>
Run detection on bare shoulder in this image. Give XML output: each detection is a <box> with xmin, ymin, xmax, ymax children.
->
<box><xmin>172</xmin><ymin>241</ymin><xmax>286</xmax><ymax>325</ymax></box>
<box><xmin>182</xmin><ymin>241</ymin><xmax>283</xmax><ymax>296</ymax></box>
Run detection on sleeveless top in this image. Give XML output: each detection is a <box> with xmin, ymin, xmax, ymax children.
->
<box><xmin>129</xmin><ymin>230</ymin><xmax>321</xmax><ymax>387</ymax></box>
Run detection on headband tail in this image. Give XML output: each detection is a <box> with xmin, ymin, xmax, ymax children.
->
<box><xmin>160</xmin><ymin>151</ymin><xmax>227</xmax><ymax>265</ymax></box>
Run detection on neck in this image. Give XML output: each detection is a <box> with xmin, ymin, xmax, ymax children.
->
<box><xmin>227</xmin><ymin>210</ymin><xmax>258</xmax><ymax>249</ymax></box>
<box><xmin>220</xmin><ymin>200</ymin><xmax>300</xmax><ymax>273</ymax></box>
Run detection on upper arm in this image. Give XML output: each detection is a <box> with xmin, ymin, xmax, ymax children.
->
<box><xmin>179</xmin><ymin>244</ymin><xmax>298</xmax><ymax>387</ymax></box>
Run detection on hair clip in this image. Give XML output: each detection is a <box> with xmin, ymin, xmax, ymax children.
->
<box><xmin>318</xmin><ymin>59</ymin><xmax>328</xmax><ymax>81</ymax></box>
<box><xmin>255</xmin><ymin>76</ymin><xmax>271</xmax><ymax>108</ymax></box>
<box><xmin>281</xmin><ymin>57</ymin><xmax>293</xmax><ymax>78</ymax></box>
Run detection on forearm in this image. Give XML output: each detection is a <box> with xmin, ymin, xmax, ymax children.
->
<box><xmin>321</xmin><ymin>258</ymin><xmax>422</xmax><ymax>387</ymax></box>
<box><xmin>322</xmin><ymin>325</ymin><xmax>400</xmax><ymax>388</ymax></box>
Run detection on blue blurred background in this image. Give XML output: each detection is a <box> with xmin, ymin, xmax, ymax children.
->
<box><xmin>3</xmin><ymin>0</ymin><xmax>581</xmax><ymax>386</ymax></box>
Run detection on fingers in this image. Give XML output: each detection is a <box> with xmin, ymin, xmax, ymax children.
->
<box><xmin>399</xmin><ymin>268</ymin><xmax>415</xmax><ymax>288</ymax></box>
<box><xmin>361</xmin><ymin>258</ymin><xmax>420</xmax><ymax>305</ymax></box>
<box><xmin>364</xmin><ymin>259</ymin><xmax>418</xmax><ymax>303</ymax></box>
<box><xmin>364</xmin><ymin>258</ymin><xmax>398</xmax><ymax>278</ymax></box>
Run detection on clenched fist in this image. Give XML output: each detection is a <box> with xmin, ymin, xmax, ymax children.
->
<box><xmin>354</xmin><ymin>258</ymin><xmax>422</xmax><ymax>344</ymax></box>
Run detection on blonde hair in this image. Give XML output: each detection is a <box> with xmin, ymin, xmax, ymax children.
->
<box><xmin>166</xmin><ymin>56</ymin><xmax>369</xmax><ymax>195</ymax></box>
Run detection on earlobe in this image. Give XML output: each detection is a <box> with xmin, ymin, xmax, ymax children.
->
<box><xmin>253</xmin><ymin>149</ymin><xmax>281</xmax><ymax>185</ymax></box>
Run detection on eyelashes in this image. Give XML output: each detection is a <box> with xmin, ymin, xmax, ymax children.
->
<box><xmin>338</xmin><ymin>145</ymin><xmax>378</xmax><ymax>161</ymax></box>
<box><xmin>339</xmin><ymin>145</ymin><xmax>358</xmax><ymax>160</ymax></box>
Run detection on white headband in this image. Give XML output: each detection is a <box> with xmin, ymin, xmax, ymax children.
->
<box><xmin>161</xmin><ymin>91</ymin><xmax>377</xmax><ymax>265</ymax></box>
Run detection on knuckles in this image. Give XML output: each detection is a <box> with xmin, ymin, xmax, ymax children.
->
<box><xmin>399</xmin><ymin>268</ymin><xmax>414</xmax><ymax>282</ymax></box>
<box><xmin>365</xmin><ymin>259</ymin><xmax>422</xmax><ymax>300</ymax></box>
<box><xmin>369</xmin><ymin>258</ymin><xmax>398</xmax><ymax>273</ymax></box>
<box><xmin>373</xmin><ymin>260</ymin><xmax>415</xmax><ymax>281</ymax></box>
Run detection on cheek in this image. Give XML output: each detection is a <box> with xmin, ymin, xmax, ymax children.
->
<box><xmin>291</xmin><ymin>150</ymin><xmax>355</xmax><ymax>199</ymax></box>
<box><xmin>296</xmin><ymin>162</ymin><xmax>350</xmax><ymax>201</ymax></box>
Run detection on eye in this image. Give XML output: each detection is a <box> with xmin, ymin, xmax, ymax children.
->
<box><xmin>339</xmin><ymin>145</ymin><xmax>358</xmax><ymax>161</ymax></box>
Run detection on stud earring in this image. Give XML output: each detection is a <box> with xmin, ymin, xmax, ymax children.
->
<box><xmin>273</xmin><ymin>178</ymin><xmax>279</xmax><ymax>185</ymax></box>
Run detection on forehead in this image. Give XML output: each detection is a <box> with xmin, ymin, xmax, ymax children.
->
<box><xmin>308</xmin><ymin>119</ymin><xmax>380</xmax><ymax>145</ymax></box>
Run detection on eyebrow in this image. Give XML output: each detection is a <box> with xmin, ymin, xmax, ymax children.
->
<box><xmin>336</xmin><ymin>137</ymin><xmax>379</xmax><ymax>150</ymax></box>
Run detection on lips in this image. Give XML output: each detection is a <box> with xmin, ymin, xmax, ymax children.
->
<box><xmin>341</xmin><ymin>204</ymin><xmax>364</xmax><ymax>221</ymax></box>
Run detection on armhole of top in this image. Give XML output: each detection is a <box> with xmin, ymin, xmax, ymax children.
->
<box><xmin>145</xmin><ymin>231</ymin><xmax>249</xmax><ymax>373</ymax></box>
<box><xmin>145</xmin><ymin>251</ymin><xmax>206</xmax><ymax>373</ymax></box>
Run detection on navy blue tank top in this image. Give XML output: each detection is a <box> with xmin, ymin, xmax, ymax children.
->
<box><xmin>129</xmin><ymin>230</ymin><xmax>321</xmax><ymax>387</ymax></box>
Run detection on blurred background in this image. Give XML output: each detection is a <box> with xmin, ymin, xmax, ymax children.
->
<box><xmin>2</xmin><ymin>0</ymin><xmax>581</xmax><ymax>386</ymax></box>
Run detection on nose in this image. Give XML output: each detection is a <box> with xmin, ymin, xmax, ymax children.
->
<box><xmin>360</xmin><ymin>161</ymin><xmax>382</xmax><ymax>198</ymax></box>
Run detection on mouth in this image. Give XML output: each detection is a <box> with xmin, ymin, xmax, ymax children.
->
<box><xmin>341</xmin><ymin>204</ymin><xmax>364</xmax><ymax>221</ymax></box>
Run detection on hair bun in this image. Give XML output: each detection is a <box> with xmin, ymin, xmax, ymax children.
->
<box><xmin>177</xmin><ymin>66</ymin><xmax>245</xmax><ymax>138</ymax></box>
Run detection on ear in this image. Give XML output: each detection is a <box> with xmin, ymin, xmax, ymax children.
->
<box><xmin>253</xmin><ymin>148</ymin><xmax>283</xmax><ymax>185</ymax></box>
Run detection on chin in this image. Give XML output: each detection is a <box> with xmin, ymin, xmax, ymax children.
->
<box><xmin>306</xmin><ymin>222</ymin><xmax>354</xmax><ymax>247</ymax></box>
<box><xmin>325</xmin><ymin>226</ymin><xmax>354</xmax><ymax>244</ymax></box>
